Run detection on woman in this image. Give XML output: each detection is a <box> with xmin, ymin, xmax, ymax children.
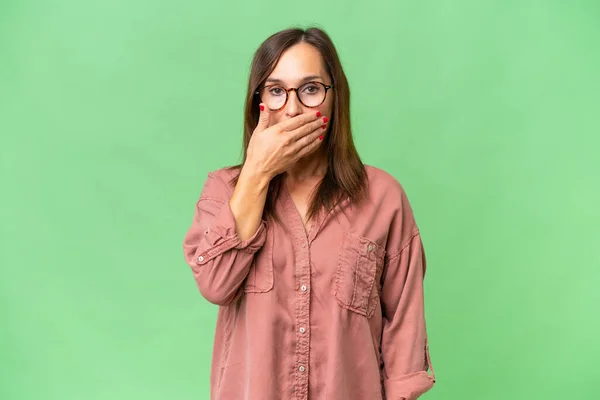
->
<box><xmin>183</xmin><ymin>27</ymin><xmax>435</xmax><ymax>400</ymax></box>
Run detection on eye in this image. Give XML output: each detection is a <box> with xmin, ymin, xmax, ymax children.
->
<box><xmin>269</xmin><ymin>86</ymin><xmax>285</xmax><ymax>96</ymax></box>
<box><xmin>302</xmin><ymin>84</ymin><xmax>319</xmax><ymax>94</ymax></box>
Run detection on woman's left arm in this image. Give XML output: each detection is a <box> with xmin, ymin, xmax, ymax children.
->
<box><xmin>379</xmin><ymin>211</ymin><xmax>435</xmax><ymax>399</ymax></box>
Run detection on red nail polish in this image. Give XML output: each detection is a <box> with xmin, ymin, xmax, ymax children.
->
<box><xmin>259</xmin><ymin>104</ymin><xmax>264</xmax><ymax>111</ymax></box>
<box><xmin>322</xmin><ymin>116</ymin><xmax>328</xmax><ymax>123</ymax></box>
<box><xmin>316</xmin><ymin>111</ymin><xmax>321</xmax><ymax>117</ymax></box>
<box><xmin>322</xmin><ymin>124</ymin><xmax>326</xmax><ymax>129</ymax></box>
<box><xmin>319</xmin><ymin>135</ymin><xmax>324</xmax><ymax>140</ymax></box>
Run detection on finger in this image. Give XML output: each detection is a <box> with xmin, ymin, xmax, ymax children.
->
<box><xmin>288</xmin><ymin>115</ymin><xmax>328</xmax><ymax>142</ymax></box>
<box><xmin>292</xmin><ymin>124</ymin><xmax>326</xmax><ymax>156</ymax></box>
<box><xmin>294</xmin><ymin>128</ymin><xmax>325</xmax><ymax>160</ymax></box>
<box><xmin>279</xmin><ymin>110</ymin><xmax>321</xmax><ymax>132</ymax></box>
<box><xmin>255</xmin><ymin>103</ymin><xmax>271</xmax><ymax>132</ymax></box>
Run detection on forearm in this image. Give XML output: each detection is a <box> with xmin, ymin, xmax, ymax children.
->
<box><xmin>229</xmin><ymin>164</ymin><xmax>271</xmax><ymax>241</ymax></box>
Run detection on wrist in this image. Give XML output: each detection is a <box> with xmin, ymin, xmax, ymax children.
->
<box><xmin>239</xmin><ymin>163</ymin><xmax>271</xmax><ymax>192</ymax></box>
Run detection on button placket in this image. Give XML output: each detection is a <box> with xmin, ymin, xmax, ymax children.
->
<box><xmin>280</xmin><ymin>189</ymin><xmax>313</xmax><ymax>400</ymax></box>
<box><xmin>294</xmin><ymin>242</ymin><xmax>311</xmax><ymax>399</ymax></box>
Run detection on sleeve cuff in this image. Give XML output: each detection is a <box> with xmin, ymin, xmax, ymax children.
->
<box><xmin>194</xmin><ymin>200</ymin><xmax>267</xmax><ymax>268</ymax></box>
<box><xmin>383</xmin><ymin>370</ymin><xmax>435</xmax><ymax>399</ymax></box>
<box><xmin>213</xmin><ymin>200</ymin><xmax>267</xmax><ymax>251</ymax></box>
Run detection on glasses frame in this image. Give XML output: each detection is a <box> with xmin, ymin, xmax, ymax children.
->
<box><xmin>255</xmin><ymin>81</ymin><xmax>334</xmax><ymax>111</ymax></box>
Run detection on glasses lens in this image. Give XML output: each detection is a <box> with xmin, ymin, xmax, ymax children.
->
<box><xmin>260</xmin><ymin>86</ymin><xmax>286</xmax><ymax>110</ymax></box>
<box><xmin>298</xmin><ymin>82</ymin><xmax>326</xmax><ymax>107</ymax></box>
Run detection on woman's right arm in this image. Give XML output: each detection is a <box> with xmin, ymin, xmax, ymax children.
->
<box><xmin>182</xmin><ymin>166</ymin><xmax>270</xmax><ymax>306</ymax></box>
<box><xmin>183</xmin><ymin>105</ymin><xmax>326</xmax><ymax>305</ymax></box>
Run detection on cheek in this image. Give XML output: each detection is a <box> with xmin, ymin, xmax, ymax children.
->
<box><xmin>317</xmin><ymin>98</ymin><xmax>334</xmax><ymax>117</ymax></box>
<box><xmin>315</xmin><ymin>104</ymin><xmax>333</xmax><ymax>119</ymax></box>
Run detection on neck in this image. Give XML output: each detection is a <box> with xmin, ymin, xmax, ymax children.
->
<box><xmin>283</xmin><ymin>146</ymin><xmax>328</xmax><ymax>187</ymax></box>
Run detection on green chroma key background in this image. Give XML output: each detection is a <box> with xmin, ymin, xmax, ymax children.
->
<box><xmin>1</xmin><ymin>0</ymin><xmax>598</xmax><ymax>399</ymax></box>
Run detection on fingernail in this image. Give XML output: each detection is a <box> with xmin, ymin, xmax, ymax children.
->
<box><xmin>316</xmin><ymin>111</ymin><xmax>321</xmax><ymax>117</ymax></box>
<box><xmin>319</xmin><ymin>135</ymin><xmax>324</xmax><ymax>140</ymax></box>
<box><xmin>322</xmin><ymin>116</ymin><xmax>328</xmax><ymax>123</ymax></box>
<box><xmin>259</xmin><ymin>104</ymin><xmax>265</xmax><ymax>111</ymax></box>
<box><xmin>322</xmin><ymin>124</ymin><xmax>327</xmax><ymax>129</ymax></box>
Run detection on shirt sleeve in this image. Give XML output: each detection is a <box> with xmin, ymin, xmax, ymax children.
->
<box><xmin>380</xmin><ymin>232</ymin><xmax>435</xmax><ymax>399</ymax></box>
<box><xmin>379</xmin><ymin>181</ymin><xmax>435</xmax><ymax>400</ymax></box>
<box><xmin>182</xmin><ymin>171</ymin><xmax>268</xmax><ymax>305</ymax></box>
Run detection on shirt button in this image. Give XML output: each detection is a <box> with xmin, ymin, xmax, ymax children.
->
<box><xmin>302</xmin><ymin>243</ymin><xmax>306</xmax><ymax>248</ymax></box>
<box><xmin>299</xmin><ymin>365</ymin><xmax>306</xmax><ymax>372</ymax></box>
<box><xmin>299</xmin><ymin>327</ymin><xmax>306</xmax><ymax>333</ymax></box>
<box><xmin>300</xmin><ymin>285</ymin><xmax>307</xmax><ymax>292</ymax></box>
<box><xmin>197</xmin><ymin>255</ymin><xmax>204</xmax><ymax>263</ymax></box>
<box><xmin>367</xmin><ymin>244</ymin><xmax>373</xmax><ymax>252</ymax></box>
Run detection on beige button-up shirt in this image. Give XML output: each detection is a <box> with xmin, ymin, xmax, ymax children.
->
<box><xmin>183</xmin><ymin>164</ymin><xmax>435</xmax><ymax>400</ymax></box>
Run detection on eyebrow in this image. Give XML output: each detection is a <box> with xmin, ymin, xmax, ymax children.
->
<box><xmin>265</xmin><ymin>75</ymin><xmax>323</xmax><ymax>85</ymax></box>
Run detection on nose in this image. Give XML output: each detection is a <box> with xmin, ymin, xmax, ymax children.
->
<box><xmin>284</xmin><ymin>89</ymin><xmax>303</xmax><ymax>118</ymax></box>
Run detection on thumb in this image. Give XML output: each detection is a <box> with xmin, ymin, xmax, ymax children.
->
<box><xmin>256</xmin><ymin>103</ymin><xmax>271</xmax><ymax>132</ymax></box>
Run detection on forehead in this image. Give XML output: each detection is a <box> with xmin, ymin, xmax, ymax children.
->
<box><xmin>268</xmin><ymin>42</ymin><xmax>326</xmax><ymax>84</ymax></box>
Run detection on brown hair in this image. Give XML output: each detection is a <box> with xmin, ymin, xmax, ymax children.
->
<box><xmin>226</xmin><ymin>26</ymin><xmax>367</xmax><ymax>226</ymax></box>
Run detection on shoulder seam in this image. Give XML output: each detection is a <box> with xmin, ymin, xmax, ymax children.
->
<box><xmin>385</xmin><ymin>229</ymin><xmax>420</xmax><ymax>262</ymax></box>
<box><xmin>198</xmin><ymin>196</ymin><xmax>226</xmax><ymax>205</ymax></box>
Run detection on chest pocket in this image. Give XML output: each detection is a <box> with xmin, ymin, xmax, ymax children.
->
<box><xmin>334</xmin><ymin>232</ymin><xmax>386</xmax><ymax>318</ymax></box>
<box><xmin>243</xmin><ymin>224</ymin><xmax>274</xmax><ymax>293</ymax></box>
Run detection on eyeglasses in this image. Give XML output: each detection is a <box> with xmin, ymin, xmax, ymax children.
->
<box><xmin>255</xmin><ymin>81</ymin><xmax>334</xmax><ymax>111</ymax></box>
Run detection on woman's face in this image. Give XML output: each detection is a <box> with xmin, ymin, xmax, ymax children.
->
<box><xmin>264</xmin><ymin>42</ymin><xmax>334</xmax><ymax>127</ymax></box>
